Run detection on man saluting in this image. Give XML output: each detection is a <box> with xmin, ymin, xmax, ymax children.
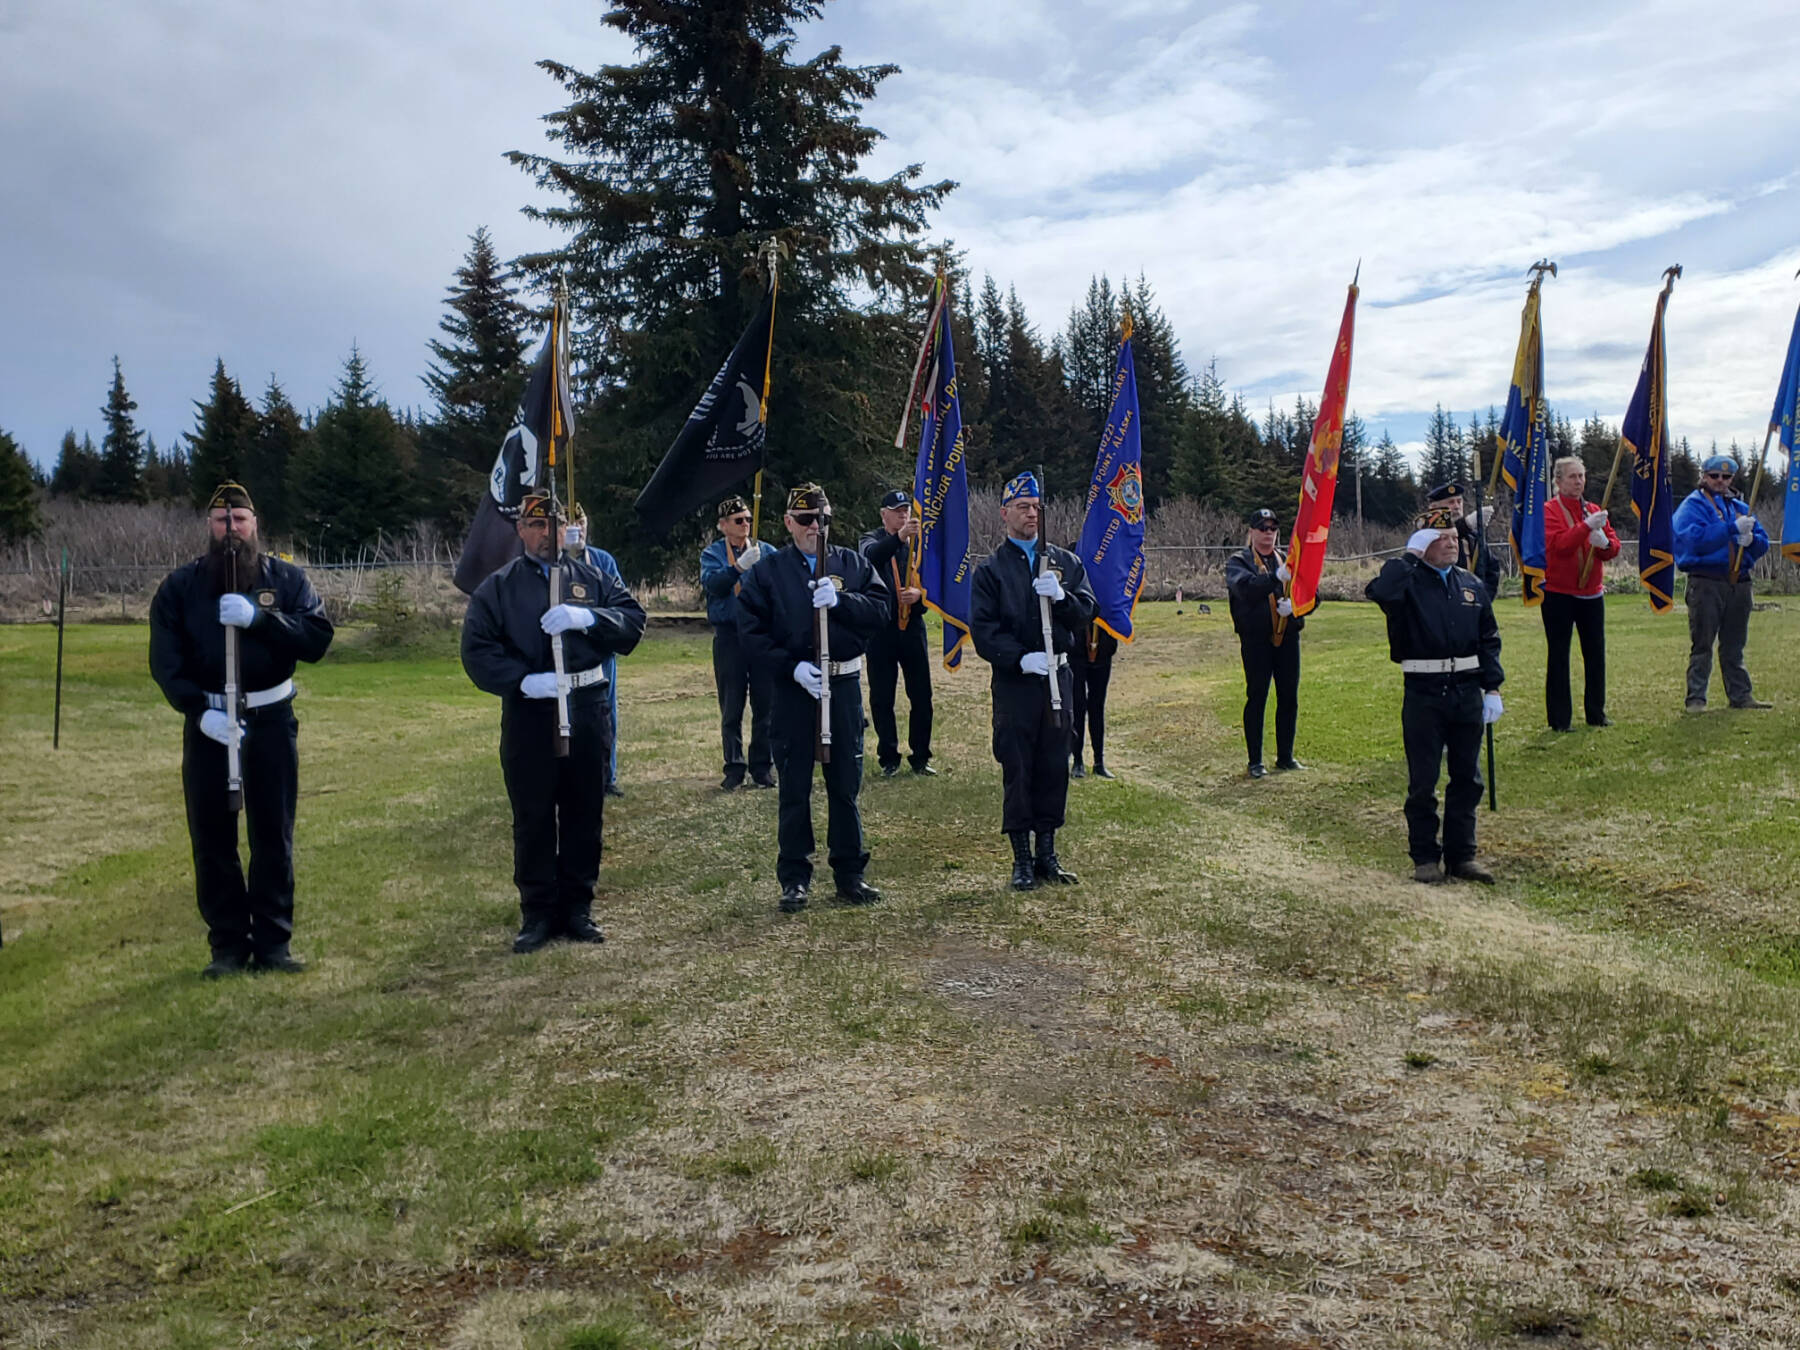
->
<box><xmin>971</xmin><ymin>470</ymin><xmax>1097</xmax><ymax>891</ymax></box>
<box><xmin>462</xmin><ymin>491</ymin><xmax>646</xmax><ymax>953</ymax></box>
<box><xmin>149</xmin><ymin>482</ymin><xmax>334</xmax><ymax>978</ymax></box>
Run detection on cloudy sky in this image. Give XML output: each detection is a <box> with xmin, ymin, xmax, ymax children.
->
<box><xmin>5</xmin><ymin>0</ymin><xmax>1798</xmax><ymax>473</ymax></box>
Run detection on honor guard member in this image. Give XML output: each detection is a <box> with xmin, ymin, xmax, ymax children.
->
<box><xmin>1365</xmin><ymin>508</ymin><xmax>1505</xmax><ymax>885</ymax></box>
<box><xmin>1675</xmin><ymin>453</ymin><xmax>1771</xmax><ymax>710</ymax></box>
<box><xmin>971</xmin><ymin>470</ymin><xmax>1097</xmax><ymax>891</ymax></box>
<box><xmin>1226</xmin><ymin>507</ymin><xmax>1304</xmax><ymax>779</ymax></box>
<box><xmin>1425</xmin><ymin>480</ymin><xmax>1502</xmax><ymax>599</ymax></box>
<box><xmin>737</xmin><ymin>483</ymin><xmax>890</xmax><ymax>912</ymax></box>
<box><xmin>1068</xmin><ymin>620</ymin><xmax>1117</xmax><ymax>779</ymax></box>
<box><xmin>700</xmin><ymin>495</ymin><xmax>777</xmax><ymax>790</ymax></box>
<box><xmin>149</xmin><ymin>482</ymin><xmax>334</xmax><ymax>978</ymax></box>
<box><xmin>462</xmin><ymin>491</ymin><xmax>646</xmax><ymax>952</ymax></box>
<box><xmin>858</xmin><ymin>488</ymin><xmax>936</xmax><ymax>777</ymax></box>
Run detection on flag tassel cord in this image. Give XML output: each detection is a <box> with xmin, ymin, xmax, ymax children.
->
<box><xmin>750</xmin><ymin>241</ymin><xmax>783</xmax><ymax>544</ymax></box>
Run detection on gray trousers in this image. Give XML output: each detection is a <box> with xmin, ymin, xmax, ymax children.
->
<box><xmin>1685</xmin><ymin>575</ymin><xmax>1754</xmax><ymax>705</ymax></box>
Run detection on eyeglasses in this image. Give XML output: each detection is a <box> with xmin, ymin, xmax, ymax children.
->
<box><xmin>724</xmin><ymin>514</ymin><xmax>751</xmax><ymax>524</ymax></box>
<box><xmin>1704</xmin><ymin>471</ymin><xmax>1733</xmax><ymax>480</ymax></box>
<box><xmin>1251</xmin><ymin>523</ymin><xmax>1277</xmax><ymax>532</ymax></box>
<box><xmin>790</xmin><ymin>512</ymin><xmax>830</xmax><ymax>528</ymax></box>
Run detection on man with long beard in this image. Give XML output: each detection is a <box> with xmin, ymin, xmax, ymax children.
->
<box><xmin>149</xmin><ymin>482</ymin><xmax>334</xmax><ymax>977</ymax></box>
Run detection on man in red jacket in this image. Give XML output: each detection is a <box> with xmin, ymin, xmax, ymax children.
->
<box><xmin>1540</xmin><ymin>457</ymin><xmax>1621</xmax><ymax>731</ymax></box>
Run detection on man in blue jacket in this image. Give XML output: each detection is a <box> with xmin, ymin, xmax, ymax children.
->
<box><xmin>1674</xmin><ymin>454</ymin><xmax>1770</xmax><ymax>711</ymax></box>
<box><xmin>700</xmin><ymin>495</ymin><xmax>777</xmax><ymax>790</ymax></box>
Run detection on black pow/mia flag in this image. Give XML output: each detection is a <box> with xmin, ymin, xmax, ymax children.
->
<box><xmin>454</xmin><ymin>306</ymin><xmax>575</xmax><ymax>595</ymax></box>
<box><xmin>634</xmin><ymin>281</ymin><xmax>775</xmax><ymax>536</ymax></box>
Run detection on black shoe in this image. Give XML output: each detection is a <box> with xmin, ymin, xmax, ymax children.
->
<box><xmin>834</xmin><ymin>879</ymin><xmax>882</xmax><ymax>906</ymax></box>
<box><xmin>251</xmin><ymin>944</ymin><xmax>306</xmax><ymax>974</ymax></box>
<box><xmin>1034</xmin><ymin>831</ymin><xmax>1077</xmax><ymax>885</ymax></box>
<box><xmin>513</xmin><ymin>918</ymin><xmax>555</xmax><ymax>954</ymax></box>
<box><xmin>1009</xmin><ymin>832</ymin><xmax>1037</xmax><ymax>891</ymax></box>
<box><xmin>201</xmin><ymin>950</ymin><xmax>250</xmax><ymax>980</ymax></box>
<box><xmin>604</xmin><ymin>781</ymin><xmax>624</xmax><ymax>799</ymax></box>
<box><xmin>1070</xmin><ymin>762</ymin><xmax>1087</xmax><ymax>779</ymax></box>
<box><xmin>911</xmin><ymin>762</ymin><xmax>937</xmax><ymax>776</ymax></box>
<box><xmin>1247</xmin><ymin>762</ymin><xmax>1267</xmax><ymax>780</ymax></box>
<box><xmin>1092</xmin><ymin>764</ymin><xmax>1116</xmax><ymax>780</ymax></box>
<box><xmin>1274</xmin><ymin>758</ymin><xmax>1305</xmax><ymax>772</ymax></box>
<box><xmin>1413</xmin><ymin>862</ymin><xmax>1444</xmax><ymax>885</ymax></box>
<box><xmin>880</xmin><ymin>762</ymin><xmax>903</xmax><ymax>778</ymax></box>
<box><xmin>1730</xmin><ymin>697</ymin><xmax>1773</xmax><ymax>710</ymax></box>
<box><xmin>1684</xmin><ymin>699</ymin><xmax>1707</xmax><ymax>713</ymax></box>
<box><xmin>1588</xmin><ymin>716</ymin><xmax>1614</xmax><ymax>727</ymax></box>
<box><xmin>1549</xmin><ymin>725</ymin><xmax>1574</xmax><ymax>734</ymax></box>
<box><xmin>720</xmin><ymin>774</ymin><xmax>744</xmax><ymax>792</ymax></box>
<box><xmin>1448</xmin><ymin>859</ymin><xmax>1495</xmax><ymax>885</ymax></box>
<box><xmin>751</xmin><ymin>772</ymin><xmax>777</xmax><ymax>789</ymax></box>
<box><xmin>563</xmin><ymin>912</ymin><xmax>606</xmax><ymax>944</ymax></box>
<box><xmin>779</xmin><ymin>884</ymin><xmax>809</xmax><ymax>914</ymax></box>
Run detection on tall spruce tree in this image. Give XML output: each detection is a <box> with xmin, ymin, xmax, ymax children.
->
<box><xmin>1421</xmin><ymin>405</ymin><xmax>1463</xmax><ymax>493</ymax></box>
<box><xmin>1171</xmin><ymin>359</ymin><xmax>1227</xmax><ymax>503</ymax></box>
<box><xmin>251</xmin><ymin>377</ymin><xmax>305</xmax><ymax>535</ymax></box>
<box><xmin>510</xmin><ymin>0</ymin><xmax>952</xmax><ymax>567</ymax></box>
<box><xmin>421</xmin><ymin>227</ymin><xmax>529</xmax><ymax>529</ymax></box>
<box><xmin>49</xmin><ymin>429</ymin><xmax>101</xmax><ymax>498</ymax></box>
<box><xmin>186</xmin><ymin>359</ymin><xmax>258</xmax><ymax>506</ymax></box>
<box><xmin>286</xmin><ymin>348</ymin><xmax>416</xmax><ymax>555</ymax></box>
<box><xmin>1120</xmin><ymin>276</ymin><xmax>1191</xmax><ymax>508</ymax></box>
<box><xmin>94</xmin><ymin>357</ymin><xmax>147</xmax><ymax>503</ymax></box>
<box><xmin>0</xmin><ymin>429</ymin><xmax>44</xmax><ymax>546</ymax></box>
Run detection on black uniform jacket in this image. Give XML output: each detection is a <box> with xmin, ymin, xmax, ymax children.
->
<box><xmin>1365</xmin><ymin>554</ymin><xmax>1504</xmax><ymax>691</ymax></box>
<box><xmin>970</xmin><ymin>539</ymin><xmax>1098</xmax><ymax>678</ymax></box>
<box><xmin>736</xmin><ymin>542</ymin><xmax>891</xmax><ymax>676</ymax></box>
<box><xmin>1225</xmin><ymin>546</ymin><xmax>1305</xmax><ymax>641</ymax></box>
<box><xmin>150</xmin><ymin>556</ymin><xmax>334</xmax><ymax>714</ymax></box>
<box><xmin>462</xmin><ymin>555</ymin><xmax>646</xmax><ymax>700</ymax></box>
<box><xmin>857</xmin><ymin>527</ymin><xmax>924</xmax><ymax>632</ymax></box>
<box><xmin>1455</xmin><ymin>519</ymin><xmax>1503</xmax><ymax>599</ymax></box>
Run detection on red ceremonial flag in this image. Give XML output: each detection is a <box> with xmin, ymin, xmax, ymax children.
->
<box><xmin>1285</xmin><ymin>276</ymin><xmax>1359</xmax><ymax>619</ymax></box>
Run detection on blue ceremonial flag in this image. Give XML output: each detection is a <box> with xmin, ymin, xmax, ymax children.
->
<box><xmin>908</xmin><ymin>281</ymin><xmax>974</xmax><ymax>669</ymax></box>
<box><xmin>1077</xmin><ymin>315</ymin><xmax>1147</xmax><ymax>641</ymax></box>
<box><xmin>1622</xmin><ymin>273</ymin><xmax>1679</xmax><ymax>611</ymax></box>
<box><xmin>1773</xmin><ymin>302</ymin><xmax>1800</xmax><ymax>565</ymax></box>
<box><xmin>1499</xmin><ymin>279</ymin><xmax>1551</xmax><ymax>606</ymax></box>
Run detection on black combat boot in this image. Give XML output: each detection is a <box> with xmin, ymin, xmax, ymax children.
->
<box><xmin>779</xmin><ymin>883</ymin><xmax>809</xmax><ymax>914</ymax></box>
<box><xmin>513</xmin><ymin>916</ymin><xmax>556</xmax><ymax>954</ymax></box>
<box><xmin>252</xmin><ymin>943</ymin><xmax>306</xmax><ymax>974</ymax></box>
<box><xmin>563</xmin><ymin>909</ymin><xmax>606</xmax><ymax>943</ymax></box>
<box><xmin>1009</xmin><ymin>831</ymin><xmax>1037</xmax><ymax>891</ymax></box>
<box><xmin>201</xmin><ymin>949</ymin><xmax>250</xmax><ymax>980</ymax></box>
<box><xmin>834</xmin><ymin>878</ymin><xmax>882</xmax><ymax>905</ymax></box>
<box><xmin>1034</xmin><ymin>831</ymin><xmax>1078</xmax><ymax>885</ymax></box>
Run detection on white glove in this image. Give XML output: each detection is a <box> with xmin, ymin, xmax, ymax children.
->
<box><xmin>520</xmin><ymin>672</ymin><xmax>559</xmax><ymax>699</ymax></box>
<box><xmin>1467</xmin><ymin>505</ymin><xmax>1495</xmax><ymax>527</ymax></box>
<box><xmin>540</xmin><ymin>604</ymin><xmax>596</xmax><ymax>635</ymax></box>
<box><xmin>733</xmin><ymin>541</ymin><xmax>763</xmax><ymax>572</ymax></box>
<box><xmin>1588</xmin><ymin>527</ymin><xmax>1608</xmax><ymax>548</ymax></box>
<box><xmin>1275</xmin><ymin>564</ymin><xmax>1292</xmax><ymax>583</ymax></box>
<box><xmin>1407</xmin><ymin>528</ymin><xmax>1442</xmax><ymax>555</ymax></box>
<box><xmin>1482</xmin><ymin>692</ymin><xmax>1504</xmax><ymax>725</ymax></box>
<box><xmin>1736</xmin><ymin>514</ymin><xmax>1755</xmax><ymax>544</ymax></box>
<box><xmin>793</xmin><ymin>661</ymin><xmax>824</xmax><ymax>699</ymax></box>
<box><xmin>563</xmin><ymin>525</ymin><xmax>584</xmax><ymax>551</ymax></box>
<box><xmin>1019</xmin><ymin>652</ymin><xmax>1051</xmax><ymax>677</ymax></box>
<box><xmin>1276</xmin><ymin>597</ymin><xmax>1294</xmax><ymax>617</ymax></box>
<box><xmin>1032</xmin><ymin>573</ymin><xmax>1065</xmax><ymax>602</ymax></box>
<box><xmin>218</xmin><ymin>594</ymin><xmax>255</xmax><ymax>628</ymax></box>
<box><xmin>199</xmin><ymin>709</ymin><xmax>236</xmax><ymax>745</ymax></box>
<box><xmin>810</xmin><ymin>579</ymin><xmax>839</xmax><ymax>610</ymax></box>
<box><xmin>1583</xmin><ymin>508</ymin><xmax>1607</xmax><ymax>529</ymax></box>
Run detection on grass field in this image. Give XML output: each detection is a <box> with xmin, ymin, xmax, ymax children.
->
<box><xmin>3</xmin><ymin>596</ymin><xmax>1799</xmax><ymax>1349</ymax></box>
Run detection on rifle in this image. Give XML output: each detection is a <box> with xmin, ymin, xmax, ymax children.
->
<box><xmin>223</xmin><ymin>520</ymin><xmax>244</xmax><ymax>813</ymax></box>
<box><xmin>547</xmin><ymin>500</ymin><xmax>572</xmax><ymax>758</ymax></box>
<box><xmin>815</xmin><ymin>518</ymin><xmax>833</xmax><ymax>764</ymax></box>
<box><xmin>1037</xmin><ymin>463</ymin><xmax>1063</xmax><ymax>726</ymax></box>
<box><xmin>1469</xmin><ymin>447</ymin><xmax>1498</xmax><ymax>812</ymax></box>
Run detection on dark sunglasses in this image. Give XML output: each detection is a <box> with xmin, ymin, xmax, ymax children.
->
<box><xmin>1704</xmin><ymin>471</ymin><xmax>1733</xmax><ymax>479</ymax></box>
<box><xmin>790</xmin><ymin>512</ymin><xmax>831</xmax><ymax>527</ymax></box>
<box><xmin>723</xmin><ymin>514</ymin><xmax>751</xmax><ymax>524</ymax></box>
<box><xmin>1251</xmin><ymin>522</ymin><xmax>1278</xmax><ymax>531</ymax></box>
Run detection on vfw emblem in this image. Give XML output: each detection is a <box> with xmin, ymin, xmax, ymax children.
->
<box><xmin>1106</xmin><ymin>463</ymin><xmax>1144</xmax><ymax>525</ymax></box>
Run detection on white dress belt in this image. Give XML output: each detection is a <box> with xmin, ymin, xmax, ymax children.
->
<box><xmin>566</xmin><ymin>666</ymin><xmax>609</xmax><ymax>689</ymax></box>
<box><xmin>827</xmin><ymin>656</ymin><xmax>863</xmax><ymax>678</ymax></box>
<box><xmin>205</xmin><ymin>678</ymin><xmax>294</xmax><ymax>711</ymax></box>
<box><xmin>1400</xmin><ymin>656</ymin><xmax>1480</xmax><ymax>674</ymax></box>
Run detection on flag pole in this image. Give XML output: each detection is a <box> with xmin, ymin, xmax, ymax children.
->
<box><xmin>52</xmin><ymin>546</ymin><xmax>69</xmax><ymax>749</ymax></box>
<box><xmin>751</xmin><ymin>241</ymin><xmax>782</xmax><ymax>544</ymax></box>
<box><xmin>1469</xmin><ymin>445</ymin><xmax>1497</xmax><ymax>811</ymax></box>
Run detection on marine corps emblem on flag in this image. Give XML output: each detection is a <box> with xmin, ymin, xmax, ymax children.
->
<box><xmin>1106</xmin><ymin>463</ymin><xmax>1144</xmax><ymax>525</ymax></box>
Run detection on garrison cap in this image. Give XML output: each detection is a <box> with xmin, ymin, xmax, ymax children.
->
<box><xmin>1246</xmin><ymin>507</ymin><xmax>1279</xmax><ymax>530</ymax></box>
<box><xmin>879</xmin><ymin>489</ymin><xmax>909</xmax><ymax>510</ymax></box>
<box><xmin>1418</xmin><ymin>506</ymin><xmax>1459</xmax><ymax>531</ymax></box>
<box><xmin>717</xmin><ymin>495</ymin><xmax>750</xmax><ymax>518</ymax></box>
<box><xmin>1002</xmin><ymin>470</ymin><xmax>1040</xmax><ymax>504</ymax></box>
<box><xmin>518</xmin><ymin>491</ymin><xmax>558</xmax><ymax>520</ymax></box>
<box><xmin>207</xmin><ymin>481</ymin><xmax>254</xmax><ymax>512</ymax></box>
<box><xmin>1701</xmin><ymin>454</ymin><xmax>1738</xmax><ymax>475</ymax></box>
<box><xmin>1426</xmin><ymin>481</ymin><xmax>1466</xmax><ymax>503</ymax></box>
<box><xmin>787</xmin><ymin>483</ymin><xmax>830</xmax><ymax>514</ymax></box>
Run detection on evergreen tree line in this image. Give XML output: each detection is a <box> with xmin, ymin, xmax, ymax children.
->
<box><xmin>0</xmin><ymin>0</ymin><xmax>1762</xmax><ymax>568</ymax></box>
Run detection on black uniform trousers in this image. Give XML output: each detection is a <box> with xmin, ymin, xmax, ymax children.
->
<box><xmin>1400</xmin><ymin>676</ymin><xmax>1485</xmax><ymax>867</ymax></box>
<box><xmin>1069</xmin><ymin>648</ymin><xmax>1113</xmax><ymax>767</ymax></box>
<box><xmin>181</xmin><ymin>702</ymin><xmax>300</xmax><ymax>960</ymax></box>
<box><xmin>772</xmin><ymin>677</ymin><xmax>868</xmax><ymax>889</ymax></box>
<box><xmin>711</xmin><ymin>624</ymin><xmax>773</xmax><ymax>780</ymax></box>
<box><xmin>1239</xmin><ymin>634</ymin><xmax>1300</xmax><ymax>766</ymax></box>
<box><xmin>498</xmin><ymin>692</ymin><xmax>612</xmax><ymax>925</ymax></box>
<box><xmin>993</xmin><ymin>666</ymin><xmax>1074</xmax><ymax>834</ymax></box>
<box><xmin>867</xmin><ymin>619</ymin><xmax>933</xmax><ymax>769</ymax></box>
<box><xmin>1541</xmin><ymin>591</ymin><xmax>1606</xmax><ymax>729</ymax></box>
